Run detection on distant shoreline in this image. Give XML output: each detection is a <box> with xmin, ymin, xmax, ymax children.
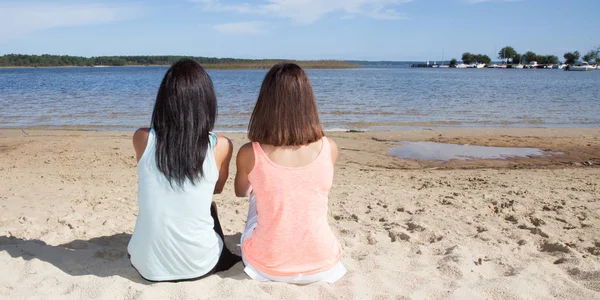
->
<box><xmin>0</xmin><ymin>64</ymin><xmax>359</xmax><ymax>70</ymax></box>
<box><xmin>0</xmin><ymin>54</ymin><xmax>359</xmax><ymax>69</ymax></box>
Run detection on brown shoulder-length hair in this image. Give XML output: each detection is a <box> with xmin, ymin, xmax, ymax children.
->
<box><xmin>248</xmin><ymin>63</ymin><xmax>324</xmax><ymax>146</ymax></box>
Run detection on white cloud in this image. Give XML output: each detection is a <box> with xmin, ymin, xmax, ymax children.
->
<box><xmin>192</xmin><ymin>0</ymin><xmax>412</xmax><ymax>24</ymax></box>
<box><xmin>213</xmin><ymin>21</ymin><xmax>268</xmax><ymax>35</ymax></box>
<box><xmin>0</xmin><ymin>3</ymin><xmax>142</xmax><ymax>42</ymax></box>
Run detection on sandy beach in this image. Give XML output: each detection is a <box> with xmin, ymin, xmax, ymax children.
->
<box><xmin>1</xmin><ymin>127</ymin><xmax>599</xmax><ymax>299</ymax></box>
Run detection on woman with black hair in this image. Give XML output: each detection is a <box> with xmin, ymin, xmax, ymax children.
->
<box><xmin>127</xmin><ymin>59</ymin><xmax>241</xmax><ymax>282</ymax></box>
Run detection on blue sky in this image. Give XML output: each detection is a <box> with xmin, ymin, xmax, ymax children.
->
<box><xmin>0</xmin><ymin>0</ymin><xmax>598</xmax><ymax>61</ymax></box>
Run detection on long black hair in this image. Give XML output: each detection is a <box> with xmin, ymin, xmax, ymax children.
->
<box><xmin>151</xmin><ymin>59</ymin><xmax>217</xmax><ymax>187</ymax></box>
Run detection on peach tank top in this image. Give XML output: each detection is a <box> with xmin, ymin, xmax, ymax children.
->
<box><xmin>241</xmin><ymin>137</ymin><xmax>342</xmax><ymax>277</ymax></box>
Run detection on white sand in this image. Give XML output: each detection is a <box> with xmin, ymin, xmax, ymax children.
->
<box><xmin>1</xmin><ymin>128</ymin><xmax>599</xmax><ymax>299</ymax></box>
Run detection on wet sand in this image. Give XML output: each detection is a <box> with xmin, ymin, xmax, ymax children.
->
<box><xmin>0</xmin><ymin>128</ymin><xmax>599</xmax><ymax>299</ymax></box>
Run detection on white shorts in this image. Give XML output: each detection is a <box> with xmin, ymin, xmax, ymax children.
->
<box><xmin>240</xmin><ymin>193</ymin><xmax>346</xmax><ymax>284</ymax></box>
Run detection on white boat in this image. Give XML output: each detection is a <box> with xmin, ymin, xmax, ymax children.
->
<box><xmin>513</xmin><ymin>64</ymin><xmax>524</xmax><ymax>69</ymax></box>
<box><xmin>439</xmin><ymin>65</ymin><xmax>450</xmax><ymax>68</ymax></box>
<box><xmin>475</xmin><ymin>63</ymin><xmax>486</xmax><ymax>69</ymax></box>
<box><xmin>487</xmin><ymin>64</ymin><xmax>500</xmax><ymax>68</ymax></box>
<box><xmin>526</xmin><ymin>61</ymin><xmax>539</xmax><ymax>69</ymax></box>
<box><xmin>544</xmin><ymin>64</ymin><xmax>554</xmax><ymax>69</ymax></box>
<box><xmin>455</xmin><ymin>63</ymin><xmax>468</xmax><ymax>68</ymax></box>
<box><xmin>567</xmin><ymin>62</ymin><xmax>595</xmax><ymax>71</ymax></box>
<box><xmin>597</xmin><ymin>65</ymin><xmax>600</xmax><ymax>70</ymax></box>
<box><xmin>553</xmin><ymin>64</ymin><xmax>567</xmax><ymax>70</ymax></box>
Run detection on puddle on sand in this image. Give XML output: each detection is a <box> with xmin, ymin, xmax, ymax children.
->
<box><xmin>389</xmin><ymin>141</ymin><xmax>552</xmax><ymax>161</ymax></box>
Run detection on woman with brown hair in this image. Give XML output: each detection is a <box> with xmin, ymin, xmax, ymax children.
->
<box><xmin>234</xmin><ymin>63</ymin><xmax>346</xmax><ymax>284</ymax></box>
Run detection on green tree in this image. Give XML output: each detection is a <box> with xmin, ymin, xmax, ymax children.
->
<box><xmin>510</xmin><ymin>54</ymin><xmax>522</xmax><ymax>64</ymax></box>
<box><xmin>475</xmin><ymin>54</ymin><xmax>491</xmax><ymax>64</ymax></box>
<box><xmin>462</xmin><ymin>52</ymin><xmax>475</xmax><ymax>65</ymax></box>
<box><xmin>498</xmin><ymin>46</ymin><xmax>518</xmax><ymax>63</ymax></box>
<box><xmin>545</xmin><ymin>55</ymin><xmax>559</xmax><ymax>65</ymax></box>
<box><xmin>537</xmin><ymin>55</ymin><xmax>558</xmax><ymax>65</ymax></box>
<box><xmin>536</xmin><ymin>55</ymin><xmax>548</xmax><ymax>65</ymax></box>
<box><xmin>523</xmin><ymin>51</ymin><xmax>538</xmax><ymax>63</ymax></box>
<box><xmin>582</xmin><ymin>50</ymin><xmax>597</xmax><ymax>63</ymax></box>
<box><xmin>449</xmin><ymin>58</ymin><xmax>457</xmax><ymax>67</ymax></box>
<box><xmin>563</xmin><ymin>51</ymin><xmax>580</xmax><ymax>65</ymax></box>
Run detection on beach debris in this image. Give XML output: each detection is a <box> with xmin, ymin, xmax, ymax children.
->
<box><xmin>350</xmin><ymin>214</ymin><xmax>359</xmax><ymax>222</ymax></box>
<box><xmin>505</xmin><ymin>215</ymin><xmax>518</xmax><ymax>224</ymax></box>
<box><xmin>554</xmin><ymin>258</ymin><xmax>568</xmax><ymax>264</ymax></box>
<box><xmin>530</xmin><ymin>216</ymin><xmax>545</xmax><ymax>227</ymax></box>
<box><xmin>587</xmin><ymin>242</ymin><xmax>600</xmax><ymax>256</ymax></box>
<box><xmin>543</xmin><ymin>205</ymin><xmax>563</xmax><ymax>211</ymax></box>
<box><xmin>406</xmin><ymin>221</ymin><xmax>426</xmax><ymax>232</ymax></box>
<box><xmin>518</xmin><ymin>225</ymin><xmax>549</xmax><ymax>238</ymax></box>
<box><xmin>518</xmin><ymin>240</ymin><xmax>527</xmax><ymax>246</ymax></box>
<box><xmin>366</xmin><ymin>233</ymin><xmax>377</xmax><ymax>245</ymax></box>
<box><xmin>440</xmin><ymin>198</ymin><xmax>453</xmax><ymax>205</ymax></box>
<box><xmin>444</xmin><ymin>245</ymin><xmax>458</xmax><ymax>255</ymax></box>
<box><xmin>540</xmin><ymin>241</ymin><xmax>570</xmax><ymax>253</ymax></box>
<box><xmin>388</xmin><ymin>230</ymin><xmax>410</xmax><ymax>243</ymax></box>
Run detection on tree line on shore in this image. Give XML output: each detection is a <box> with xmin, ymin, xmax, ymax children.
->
<box><xmin>449</xmin><ymin>45</ymin><xmax>599</xmax><ymax>67</ymax></box>
<box><xmin>0</xmin><ymin>54</ymin><xmax>357</xmax><ymax>69</ymax></box>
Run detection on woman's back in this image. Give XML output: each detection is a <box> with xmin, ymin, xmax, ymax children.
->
<box><xmin>236</xmin><ymin>62</ymin><xmax>345</xmax><ymax>283</ymax></box>
<box><xmin>128</xmin><ymin>59</ymin><xmax>239</xmax><ymax>282</ymax></box>
<box><xmin>241</xmin><ymin>137</ymin><xmax>342</xmax><ymax>277</ymax></box>
<box><xmin>128</xmin><ymin>130</ymin><xmax>222</xmax><ymax>281</ymax></box>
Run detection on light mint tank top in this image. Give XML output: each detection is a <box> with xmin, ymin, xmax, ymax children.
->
<box><xmin>127</xmin><ymin>129</ymin><xmax>223</xmax><ymax>281</ymax></box>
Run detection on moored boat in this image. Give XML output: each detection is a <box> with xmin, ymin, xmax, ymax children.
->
<box><xmin>526</xmin><ymin>61</ymin><xmax>539</xmax><ymax>69</ymax></box>
<box><xmin>566</xmin><ymin>62</ymin><xmax>595</xmax><ymax>71</ymax></box>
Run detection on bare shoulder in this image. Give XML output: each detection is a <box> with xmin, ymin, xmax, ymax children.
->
<box><xmin>214</xmin><ymin>134</ymin><xmax>233</xmax><ymax>152</ymax></box>
<box><xmin>133</xmin><ymin>128</ymin><xmax>150</xmax><ymax>140</ymax></box>
<box><xmin>236</xmin><ymin>142</ymin><xmax>255</xmax><ymax>173</ymax></box>
<box><xmin>133</xmin><ymin>128</ymin><xmax>150</xmax><ymax>147</ymax></box>
<box><xmin>133</xmin><ymin>128</ymin><xmax>150</xmax><ymax>162</ymax></box>
<box><xmin>237</xmin><ymin>142</ymin><xmax>254</xmax><ymax>159</ymax></box>
<box><xmin>326</xmin><ymin>137</ymin><xmax>338</xmax><ymax>150</ymax></box>
<box><xmin>326</xmin><ymin>137</ymin><xmax>338</xmax><ymax>163</ymax></box>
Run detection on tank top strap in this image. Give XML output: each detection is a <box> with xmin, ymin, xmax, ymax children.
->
<box><xmin>146</xmin><ymin>128</ymin><xmax>156</xmax><ymax>151</ymax></box>
<box><xmin>251</xmin><ymin>142</ymin><xmax>268</xmax><ymax>164</ymax></box>
<box><xmin>209</xmin><ymin>132</ymin><xmax>217</xmax><ymax>149</ymax></box>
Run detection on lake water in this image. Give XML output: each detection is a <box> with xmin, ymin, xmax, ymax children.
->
<box><xmin>1</xmin><ymin>66</ymin><xmax>599</xmax><ymax>131</ymax></box>
<box><xmin>389</xmin><ymin>141</ymin><xmax>550</xmax><ymax>161</ymax></box>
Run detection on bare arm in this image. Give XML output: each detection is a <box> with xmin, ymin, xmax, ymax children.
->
<box><xmin>213</xmin><ymin>135</ymin><xmax>233</xmax><ymax>195</ymax></box>
<box><xmin>234</xmin><ymin>143</ymin><xmax>254</xmax><ymax>197</ymax></box>
<box><xmin>132</xmin><ymin>128</ymin><xmax>150</xmax><ymax>163</ymax></box>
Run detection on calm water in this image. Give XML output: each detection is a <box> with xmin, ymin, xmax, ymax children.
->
<box><xmin>389</xmin><ymin>142</ymin><xmax>549</xmax><ymax>161</ymax></box>
<box><xmin>1</xmin><ymin>66</ymin><xmax>599</xmax><ymax>131</ymax></box>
